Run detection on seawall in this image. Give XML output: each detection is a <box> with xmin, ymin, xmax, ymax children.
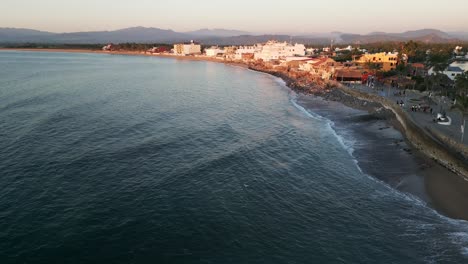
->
<box><xmin>248</xmin><ymin>65</ymin><xmax>468</xmax><ymax>180</ymax></box>
<box><xmin>337</xmin><ymin>85</ymin><xmax>468</xmax><ymax>180</ymax></box>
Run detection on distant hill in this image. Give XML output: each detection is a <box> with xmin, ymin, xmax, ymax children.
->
<box><xmin>448</xmin><ymin>31</ymin><xmax>468</xmax><ymax>40</ymax></box>
<box><xmin>0</xmin><ymin>28</ymin><xmax>54</xmax><ymax>42</ymax></box>
<box><xmin>202</xmin><ymin>35</ymin><xmax>330</xmax><ymax>46</ymax></box>
<box><xmin>185</xmin><ymin>28</ymin><xmax>250</xmax><ymax>38</ymax></box>
<box><xmin>340</xmin><ymin>29</ymin><xmax>459</xmax><ymax>44</ymax></box>
<box><xmin>0</xmin><ymin>27</ymin><xmax>466</xmax><ymax>45</ymax></box>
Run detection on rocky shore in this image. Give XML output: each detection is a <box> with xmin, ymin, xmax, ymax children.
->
<box><xmin>249</xmin><ymin>63</ymin><xmax>468</xmax><ymax>220</ymax></box>
<box><xmin>249</xmin><ymin>64</ymin><xmax>468</xmax><ymax>177</ymax></box>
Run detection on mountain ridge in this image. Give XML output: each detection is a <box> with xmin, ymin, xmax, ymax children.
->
<box><xmin>0</xmin><ymin>27</ymin><xmax>466</xmax><ymax>45</ymax></box>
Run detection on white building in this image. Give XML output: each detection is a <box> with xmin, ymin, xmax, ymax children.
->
<box><xmin>335</xmin><ymin>45</ymin><xmax>353</xmax><ymax>52</ymax></box>
<box><xmin>102</xmin><ymin>44</ymin><xmax>113</xmax><ymax>51</ymax></box>
<box><xmin>235</xmin><ymin>46</ymin><xmax>259</xmax><ymax>60</ymax></box>
<box><xmin>254</xmin><ymin>41</ymin><xmax>306</xmax><ymax>61</ymax></box>
<box><xmin>205</xmin><ymin>46</ymin><xmax>225</xmax><ymax>57</ymax></box>
<box><xmin>428</xmin><ymin>66</ymin><xmax>465</xmax><ymax>81</ymax></box>
<box><xmin>173</xmin><ymin>41</ymin><xmax>202</xmax><ymax>56</ymax></box>
<box><xmin>450</xmin><ymin>61</ymin><xmax>468</xmax><ymax>73</ymax></box>
<box><xmin>454</xmin><ymin>46</ymin><xmax>464</xmax><ymax>56</ymax></box>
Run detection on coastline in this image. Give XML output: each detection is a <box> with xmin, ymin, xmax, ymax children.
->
<box><xmin>2</xmin><ymin>48</ymin><xmax>468</xmax><ymax>221</ymax></box>
<box><xmin>0</xmin><ymin>48</ymin><xmax>249</xmax><ymax>68</ymax></box>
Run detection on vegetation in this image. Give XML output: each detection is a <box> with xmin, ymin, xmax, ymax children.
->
<box><xmin>333</xmin><ymin>48</ymin><xmax>363</xmax><ymax>62</ymax></box>
<box><xmin>112</xmin><ymin>43</ymin><xmax>172</xmax><ymax>51</ymax></box>
<box><xmin>455</xmin><ymin>72</ymin><xmax>468</xmax><ymax>95</ymax></box>
<box><xmin>0</xmin><ymin>43</ymin><xmax>104</xmax><ymax>50</ymax></box>
<box><xmin>0</xmin><ymin>42</ymin><xmax>173</xmax><ymax>51</ymax></box>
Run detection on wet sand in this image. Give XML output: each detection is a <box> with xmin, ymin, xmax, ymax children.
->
<box><xmin>297</xmin><ymin>94</ymin><xmax>468</xmax><ymax>221</ymax></box>
<box><xmin>424</xmin><ymin>159</ymin><xmax>468</xmax><ymax>220</ymax></box>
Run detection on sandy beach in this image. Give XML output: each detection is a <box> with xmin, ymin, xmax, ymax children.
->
<box><xmin>296</xmin><ymin>94</ymin><xmax>468</xmax><ymax>221</ymax></box>
<box><xmin>0</xmin><ymin>48</ymin><xmax>249</xmax><ymax>68</ymax></box>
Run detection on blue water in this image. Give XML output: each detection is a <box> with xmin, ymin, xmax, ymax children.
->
<box><xmin>0</xmin><ymin>51</ymin><xmax>467</xmax><ymax>263</ymax></box>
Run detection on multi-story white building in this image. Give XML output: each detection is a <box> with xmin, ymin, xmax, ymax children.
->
<box><xmin>254</xmin><ymin>41</ymin><xmax>306</xmax><ymax>61</ymax></box>
<box><xmin>235</xmin><ymin>46</ymin><xmax>259</xmax><ymax>60</ymax></box>
<box><xmin>173</xmin><ymin>41</ymin><xmax>202</xmax><ymax>56</ymax></box>
<box><xmin>205</xmin><ymin>46</ymin><xmax>225</xmax><ymax>57</ymax></box>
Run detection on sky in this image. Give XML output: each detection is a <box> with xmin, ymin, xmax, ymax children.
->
<box><xmin>2</xmin><ymin>0</ymin><xmax>468</xmax><ymax>34</ymax></box>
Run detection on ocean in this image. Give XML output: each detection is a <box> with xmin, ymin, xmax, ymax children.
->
<box><xmin>0</xmin><ymin>51</ymin><xmax>467</xmax><ymax>263</ymax></box>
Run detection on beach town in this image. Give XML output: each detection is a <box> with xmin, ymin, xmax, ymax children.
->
<box><xmin>101</xmin><ymin>40</ymin><xmax>468</xmax><ymax>153</ymax></box>
<box><xmin>3</xmin><ymin>38</ymin><xmax>468</xmax><ymax>219</ymax></box>
<box><xmin>100</xmin><ymin>40</ymin><xmax>468</xmax><ymax>219</ymax></box>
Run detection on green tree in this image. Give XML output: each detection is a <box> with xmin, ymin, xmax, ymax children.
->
<box><xmin>401</xmin><ymin>40</ymin><xmax>419</xmax><ymax>62</ymax></box>
<box><xmin>365</xmin><ymin>62</ymin><xmax>382</xmax><ymax>74</ymax></box>
<box><xmin>451</xmin><ymin>93</ymin><xmax>468</xmax><ymax>142</ymax></box>
<box><xmin>455</xmin><ymin>72</ymin><xmax>468</xmax><ymax>95</ymax></box>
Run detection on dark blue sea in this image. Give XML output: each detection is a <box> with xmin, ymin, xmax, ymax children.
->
<box><xmin>0</xmin><ymin>51</ymin><xmax>467</xmax><ymax>263</ymax></box>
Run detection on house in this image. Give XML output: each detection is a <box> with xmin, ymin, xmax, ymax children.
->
<box><xmin>148</xmin><ymin>46</ymin><xmax>168</xmax><ymax>54</ymax></box>
<box><xmin>102</xmin><ymin>44</ymin><xmax>114</xmax><ymax>51</ymax></box>
<box><xmin>254</xmin><ymin>41</ymin><xmax>306</xmax><ymax>62</ymax></box>
<box><xmin>205</xmin><ymin>46</ymin><xmax>225</xmax><ymax>57</ymax></box>
<box><xmin>299</xmin><ymin>57</ymin><xmax>337</xmax><ymax>80</ymax></box>
<box><xmin>334</xmin><ymin>69</ymin><xmax>363</xmax><ymax>82</ymax></box>
<box><xmin>410</xmin><ymin>63</ymin><xmax>426</xmax><ymax>76</ymax></box>
<box><xmin>450</xmin><ymin>61</ymin><xmax>468</xmax><ymax>73</ymax></box>
<box><xmin>356</xmin><ymin>52</ymin><xmax>399</xmax><ymax>71</ymax></box>
<box><xmin>173</xmin><ymin>40</ymin><xmax>202</xmax><ymax>56</ymax></box>
<box><xmin>335</xmin><ymin>45</ymin><xmax>353</xmax><ymax>52</ymax></box>
<box><xmin>223</xmin><ymin>46</ymin><xmax>237</xmax><ymax>60</ymax></box>
<box><xmin>428</xmin><ymin>66</ymin><xmax>465</xmax><ymax>81</ymax></box>
<box><xmin>235</xmin><ymin>46</ymin><xmax>258</xmax><ymax>61</ymax></box>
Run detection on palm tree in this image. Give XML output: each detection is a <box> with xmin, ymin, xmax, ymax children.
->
<box><xmin>452</xmin><ymin>73</ymin><xmax>468</xmax><ymax>142</ymax></box>
<box><xmin>452</xmin><ymin>89</ymin><xmax>468</xmax><ymax>142</ymax></box>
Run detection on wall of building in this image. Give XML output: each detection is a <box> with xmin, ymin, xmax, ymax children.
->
<box><xmin>357</xmin><ymin>52</ymin><xmax>399</xmax><ymax>71</ymax></box>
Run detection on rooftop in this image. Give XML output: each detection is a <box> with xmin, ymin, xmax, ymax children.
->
<box><xmin>447</xmin><ymin>66</ymin><xmax>464</xmax><ymax>72</ymax></box>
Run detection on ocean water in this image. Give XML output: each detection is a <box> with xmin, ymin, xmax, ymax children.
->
<box><xmin>0</xmin><ymin>51</ymin><xmax>467</xmax><ymax>263</ymax></box>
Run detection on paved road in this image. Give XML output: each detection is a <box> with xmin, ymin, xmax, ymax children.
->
<box><xmin>349</xmin><ymin>83</ymin><xmax>467</xmax><ymax>145</ymax></box>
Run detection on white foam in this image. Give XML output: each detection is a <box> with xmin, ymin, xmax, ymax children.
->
<box><xmin>291</xmin><ymin>97</ymin><xmax>468</xmax><ymax>258</ymax></box>
<box><xmin>291</xmin><ymin>98</ymin><xmax>356</xmax><ymax>156</ymax></box>
<box><xmin>450</xmin><ymin>232</ymin><xmax>468</xmax><ymax>257</ymax></box>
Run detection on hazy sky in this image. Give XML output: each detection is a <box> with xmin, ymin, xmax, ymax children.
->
<box><xmin>2</xmin><ymin>0</ymin><xmax>468</xmax><ymax>34</ymax></box>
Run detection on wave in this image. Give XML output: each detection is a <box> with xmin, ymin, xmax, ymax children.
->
<box><xmin>290</xmin><ymin>98</ymin><xmax>357</xmax><ymax>161</ymax></box>
<box><xmin>291</xmin><ymin>96</ymin><xmax>468</xmax><ymax>259</ymax></box>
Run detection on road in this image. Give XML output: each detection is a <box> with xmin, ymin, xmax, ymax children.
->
<box><xmin>349</xmin><ymin>83</ymin><xmax>467</xmax><ymax>145</ymax></box>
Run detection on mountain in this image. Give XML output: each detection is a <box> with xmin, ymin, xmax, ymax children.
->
<box><xmin>340</xmin><ymin>29</ymin><xmax>459</xmax><ymax>44</ymax></box>
<box><xmin>54</xmin><ymin>27</ymin><xmax>190</xmax><ymax>43</ymax></box>
<box><xmin>0</xmin><ymin>28</ymin><xmax>54</xmax><ymax>42</ymax></box>
<box><xmin>201</xmin><ymin>35</ymin><xmax>330</xmax><ymax>46</ymax></box>
<box><xmin>0</xmin><ymin>27</ymin><xmax>465</xmax><ymax>45</ymax></box>
<box><xmin>0</xmin><ymin>27</ymin><xmax>190</xmax><ymax>44</ymax></box>
<box><xmin>185</xmin><ymin>28</ymin><xmax>250</xmax><ymax>37</ymax></box>
<box><xmin>394</xmin><ymin>29</ymin><xmax>450</xmax><ymax>39</ymax></box>
<box><xmin>448</xmin><ymin>31</ymin><xmax>468</xmax><ymax>40</ymax></box>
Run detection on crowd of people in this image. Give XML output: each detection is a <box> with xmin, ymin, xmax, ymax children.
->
<box><xmin>410</xmin><ymin>104</ymin><xmax>432</xmax><ymax>114</ymax></box>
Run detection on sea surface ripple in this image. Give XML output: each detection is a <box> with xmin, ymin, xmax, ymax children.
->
<box><xmin>0</xmin><ymin>51</ymin><xmax>467</xmax><ymax>263</ymax></box>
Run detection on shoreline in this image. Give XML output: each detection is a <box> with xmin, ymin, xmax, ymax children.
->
<box><xmin>3</xmin><ymin>48</ymin><xmax>468</xmax><ymax>220</ymax></box>
<box><xmin>0</xmin><ymin>48</ymin><xmax>249</xmax><ymax>68</ymax></box>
